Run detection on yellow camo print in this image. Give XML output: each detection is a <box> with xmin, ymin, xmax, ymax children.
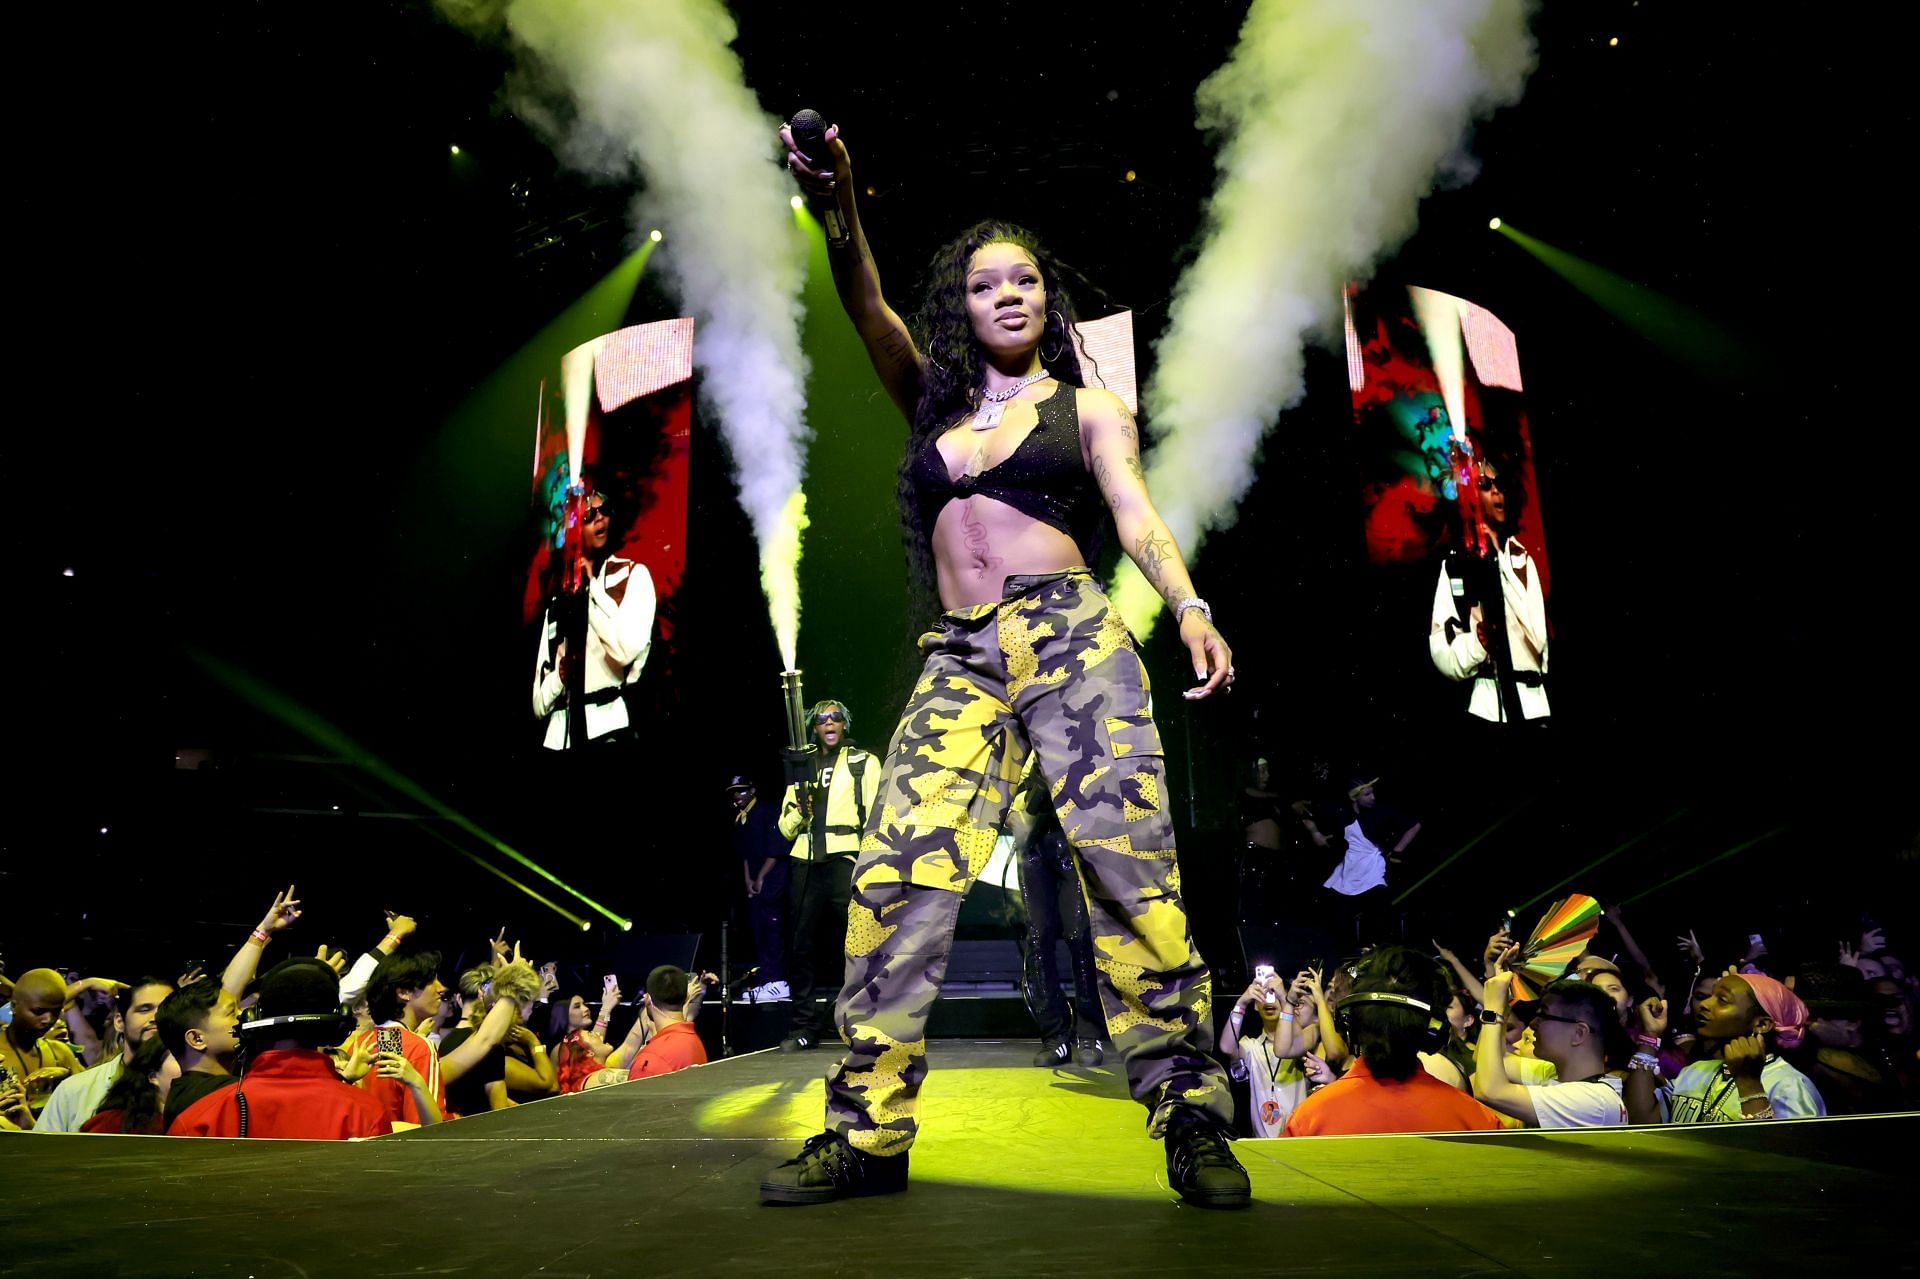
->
<box><xmin>823</xmin><ymin>570</ymin><xmax>1231</xmax><ymax>1151</ymax></box>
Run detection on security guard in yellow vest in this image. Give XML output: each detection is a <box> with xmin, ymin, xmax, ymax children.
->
<box><xmin>776</xmin><ymin>700</ymin><xmax>880</xmax><ymax>1051</ymax></box>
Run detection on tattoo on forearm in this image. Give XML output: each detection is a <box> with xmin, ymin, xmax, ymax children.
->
<box><xmin>1125</xmin><ymin>455</ymin><xmax>1143</xmax><ymax>484</ymax></box>
<box><xmin>1116</xmin><ymin>403</ymin><xmax>1138</xmax><ymax>444</ymax></box>
<box><xmin>1094</xmin><ymin>454</ymin><xmax>1119</xmax><ymax>506</ymax></box>
<box><xmin>1135</xmin><ymin>529</ymin><xmax>1174</xmax><ymax>586</ymax></box>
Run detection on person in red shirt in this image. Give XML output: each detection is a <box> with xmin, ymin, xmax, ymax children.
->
<box><xmin>1285</xmin><ymin>947</ymin><xmax>1512</xmax><ymax>1136</ymax></box>
<box><xmin>172</xmin><ymin>957</ymin><xmax>394</xmax><ymax>1140</ymax></box>
<box><xmin>348</xmin><ymin>951</ymin><xmax>448</xmax><ymax>1127</ymax></box>
<box><xmin>627</xmin><ymin>966</ymin><xmax>710</xmax><ymax>1080</ymax></box>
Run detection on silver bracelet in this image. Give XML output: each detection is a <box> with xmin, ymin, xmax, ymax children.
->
<box><xmin>1173</xmin><ymin>597</ymin><xmax>1212</xmax><ymax>626</ymax></box>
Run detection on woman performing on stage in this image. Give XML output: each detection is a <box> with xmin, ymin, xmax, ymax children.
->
<box><xmin>761</xmin><ymin>121</ymin><xmax>1247</xmax><ymax>1208</ymax></box>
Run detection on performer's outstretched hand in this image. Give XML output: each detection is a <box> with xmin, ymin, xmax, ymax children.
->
<box><xmin>780</xmin><ymin>121</ymin><xmax>850</xmax><ymax>197</ymax></box>
<box><xmin>1180</xmin><ymin>611</ymin><xmax>1234</xmax><ymax>700</ymax></box>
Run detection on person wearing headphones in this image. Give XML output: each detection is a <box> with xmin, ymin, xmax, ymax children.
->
<box><xmin>775</xmin><ymin>699</ymin><xmax>879</xmax><ymax>1053</ymax></box>
<box><xmin>171</xmin><ymin>957</ymin><xmax>423</xmax><ymax>1139</ymax></box>
<box><xmin>1283</xmin><ymin>947</ymin><xmax>1512</xmax><ymax>1135</ymax></box>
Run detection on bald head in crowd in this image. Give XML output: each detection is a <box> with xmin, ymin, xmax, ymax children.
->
<box><xmin>7</xmin><ymin>969</ymin><xmax>68</xmax><ymax>1045</ymax></box>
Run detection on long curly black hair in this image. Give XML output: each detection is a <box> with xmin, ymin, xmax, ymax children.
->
<box><xmin>894</xmin><ymin>220</ymin><xmax>1098</xmax><ymax>619</ymax></box>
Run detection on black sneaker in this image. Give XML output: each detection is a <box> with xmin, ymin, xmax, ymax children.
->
<box><xmin>1164</xmin><ymin>1110</ymin><xmax>1250</xmax><ymax>1208</ymax></box>
<box><xmin>779</xmin><ymin>1033</ymin><xmax>816</xmax><ymax>1053</ymax></box>
<box><xmin>1032</xmin><ymin>1039</ymin><xmax>1071</xmax><ymax>1067</ymax></box>
<box><xmin>760</xmin><ymin>1131</ymin><xmax>910</xmax><ymax>1205</ymax></box>
<box><xmin>1074</xmin><ymin>1039</ymin><xmax>1105</xmax><ymax>1067</ymax></box>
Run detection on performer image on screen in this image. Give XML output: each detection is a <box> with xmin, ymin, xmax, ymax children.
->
<box><xmin>762</xmin><ymin>120</ymin><xmax>1244</xmax><ymax>1208</ymax></box>
<box><xmin>1429</xmin><ymin>452</ymin><xmax>1548</xmax><ymax>730</ymax></box>
<box><xmin>775</xmin><ymin>700</ymin><xmax>878</xmax><ymax>1054</ymax></box>
<box><xmin>532</xmin><ymin>489</ymin><xmax>657</xmax><ymax>749</ymax></box>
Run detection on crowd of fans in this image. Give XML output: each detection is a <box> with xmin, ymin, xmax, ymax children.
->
<box><xmin>5</xmin><ymin>858</ymin><xmax>1912</xmax><ymax>1146</ymax></box>
<box><xmin>1215</xmin><ymin>914</ymin><xmax>1917</xmax><ymax>1137</ymax></box>
<box><xmin>0</xmin><ymin>887</ymin><xmax>718</xmax><ymax>1139</ymax></box>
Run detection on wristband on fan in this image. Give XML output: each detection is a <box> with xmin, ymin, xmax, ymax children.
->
<box><xmin>249</xmin><ymin>928</ymin><xmax>272</xmax><ymax>946</ymax></box>
<box><xmin>382</xmin><ymin>933</ymin><xmax>404</xmax><ymax>950</ymax></box>
<box><xmin>1632</xmin><ymin>1032</ymin><xmax>1661</xmax><ymax>1049</ymax></box>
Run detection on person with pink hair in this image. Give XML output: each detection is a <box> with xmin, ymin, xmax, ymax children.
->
<box><xmin>1625</xmin><ymin>967</ymin><xmax>1825</xmax><ymax>1124</ymax></box>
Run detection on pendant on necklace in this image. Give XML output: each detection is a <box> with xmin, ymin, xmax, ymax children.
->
<box><xmin>971</xmin><ymin>401</ymin><xmax>1006</xmax><ymax>431</ymax></box>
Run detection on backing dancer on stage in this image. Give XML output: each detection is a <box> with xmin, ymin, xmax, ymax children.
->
<box><xmin>761</xmin><ymin>121</ymin><xmax>1246</xmax><ymax>1208</ymax></box>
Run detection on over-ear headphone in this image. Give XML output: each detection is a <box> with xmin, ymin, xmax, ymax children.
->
<box><xmin>236</xmin><ymin>1010</ymin><xmax>354</xmax><ymax>1037</ymax></box>
<box><xmin>1336</xmin><ymin>991</ymin><xmax>1448</xmax><ymax>1053</ymax></box>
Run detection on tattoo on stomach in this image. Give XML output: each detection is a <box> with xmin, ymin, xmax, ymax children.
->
<box><xmin>961</xmin><ymin>499</ymin><xmax>1004</xmax><ymax>577</ymax></box>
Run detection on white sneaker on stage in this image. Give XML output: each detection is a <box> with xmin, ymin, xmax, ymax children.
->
<box><xmin>749</xmin><ymin>981</ymin><xmax>790</xmax><ymax>1002</ymax></box>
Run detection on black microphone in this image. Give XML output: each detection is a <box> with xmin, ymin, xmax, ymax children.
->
<box><xmin>788</xmin><ymin>108</ymin><xmax>850</xmax><ymax>246</ymax></box>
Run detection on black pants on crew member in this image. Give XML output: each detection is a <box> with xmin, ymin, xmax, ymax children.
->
<box><xmin>786</xmin><ymin>855</ymin><xmax>854</xmax><ymax>1039</ymax></box>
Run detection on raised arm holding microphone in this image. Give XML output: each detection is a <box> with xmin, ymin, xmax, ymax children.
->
<box><xmin>760</xmin><ymin>114</ymin><xmax>1247</xmax><ymax>1209</ymax></box>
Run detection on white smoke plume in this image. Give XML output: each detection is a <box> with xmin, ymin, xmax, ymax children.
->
<box><xmin>1114</xmin><ymin>0</ymin><xmax>1536</xmax><ymax>632</ymax></box>
<box><xmin>438</xmin><ymin>0</ymin><xmax>811</xmax><ymax>666</ymax></box>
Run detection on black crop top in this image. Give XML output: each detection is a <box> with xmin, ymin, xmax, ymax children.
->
<box><xmin>907</xmin><ymin>380</ymin><xmax>1104</xmax><ymax>555</ymax></box>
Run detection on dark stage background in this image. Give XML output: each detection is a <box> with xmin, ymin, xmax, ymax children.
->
<box><xmin>8</xmin><ymin>3</ymin><xmax>1910</xmax><ymax>981</ymax></box>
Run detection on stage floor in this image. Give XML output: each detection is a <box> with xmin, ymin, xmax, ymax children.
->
<box><xmin>3</xmin><ymin>1040</ymin><xmax>1913</xmax><ymax>1277</ymax></box>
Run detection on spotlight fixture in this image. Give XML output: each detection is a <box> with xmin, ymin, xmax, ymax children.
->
<box><xmin>649</xmin><ymin>229</ymin><xmax>663</xmax><ymax>242</ymax></box>
<box><xmin>1489</xmin><ymin>217</ymin><xmax>1502</xmax><ymax>230</ymax></box>
<box><xmin>789</xmin><ymin>194</ymin><xmax>804</xmax><ymax>210</ymax></box>
<box><xmin>450</xmin><ymin>145</ymin><xmax>461</xmax><ymax>156</ymax></box>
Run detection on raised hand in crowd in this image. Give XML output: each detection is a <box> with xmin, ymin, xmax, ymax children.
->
<box><xmin>379</xmin><ymin>911</ymin><xmax>418</xmax><ymax>956</ymax></box>
<box><xmin>1481</xmin><ymin>928</ymin><xmax>1513</xmax><ymax>978</ymax></box>
<box><xmin>316</xmin><ymin>944</ymin><xmax>348</xmax><ymax>978</ymax></box>
<box><xmin>332</xmin><ymin>1033</ymin><xmax>376</xmax><ymax>1084</ymax></box>
<box><xmin>1434</xmin><ymin>939</ymin><xmax>1485</xmax><ymax>1004</ymax></box>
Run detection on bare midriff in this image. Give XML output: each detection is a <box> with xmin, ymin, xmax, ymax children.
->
<box><xmin>931</xmin><ymin>495</ymin><xmax>1086</xmax><ymax>611</ymax></box>
<box><xmin>926</xmin><ymin>388</ymin><xmax>1091</xmax><ymax>611</ymax></box>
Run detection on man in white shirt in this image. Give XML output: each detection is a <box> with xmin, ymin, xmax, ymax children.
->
<box><xmin>1429</xmin><ymin>454</ymin><xmax>1549</xmax><ymax>727</ymax></box>
<box><xmin>37</xmin><ymin>978</ymin><xmax>173</xmax><ymax>1132</ymax></box>
<box><xmin>1474</xmin><ymin>962</ymin><xmax>1628</xmax><ymax>1128</ymax></box>
<box><xmin>532</xmin><ymin>490</ymin><xmax>656</xmax><ymax>749</ymax></box>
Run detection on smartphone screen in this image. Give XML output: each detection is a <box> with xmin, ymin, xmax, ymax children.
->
<box><xmin>377</xmin><ymin>1025</ymin><xmax>403</xmax><ymax>1057</ymax></box>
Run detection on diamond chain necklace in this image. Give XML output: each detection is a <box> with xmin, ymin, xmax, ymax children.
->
<box><xmin>969</xmin><ymin>370</ymin><xmax>1053</xmax><ymax>431</ymax></box>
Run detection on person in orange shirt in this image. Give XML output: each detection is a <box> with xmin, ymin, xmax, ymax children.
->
<box><xmin>627</xmin><ymin>966</ymin><xmax>710</xmax><ymax>1080</ymax></box>
<box><xmin>1284</xmin><ymin>947</ymin><xmax>1512</xmax><ymax>1136</ymax></box>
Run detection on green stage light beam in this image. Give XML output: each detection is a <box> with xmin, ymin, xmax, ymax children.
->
<box><xmin>1492</xmin><ymin>222</ymin><xmax>1754</xmax><ymax>374</ymax></box>
<box><xmin>1392</xmin><ymin>806</ymin><xmax>1528</xmax><ymax>905</ymax></box>
<box><xmin>405</xmin><ymin>243</ymin><xmax>656</xmax><ymax>581</ymax></box>
<box><xmin>1616</xmin><ymin>827</ymin><xmax>1788</xmax><ymax>908</ymax></box>
<box><xmin>402</xmin><ymin>811</ymin><xmax>591</xmax><ymax>932</ymax></box>
<box><xmin>317</xmin><ymin>767</ymin><xmax>591</xmax><ymax>932</ymax></box>
<box><xmin>1507</xmin><ymin>807</ymin><xmax>1690</xmax><ymax>917</ymax></box>
<box><xmin>190</xmin><ymin>650</ymin><xmax>630</xmax><ymax>930</ymax></box>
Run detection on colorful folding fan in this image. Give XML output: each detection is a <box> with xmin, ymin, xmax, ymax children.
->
<box><xmin>1506</xmin><ymin>893</ymin><xmax>1603</xmax><ymax>1002</ymax></box>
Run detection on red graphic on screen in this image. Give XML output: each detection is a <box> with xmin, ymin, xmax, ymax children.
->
<box><xmin>1344</xmin><ymin>286</ymin><xmax>1548</xmax><ymax>599</ymax></box>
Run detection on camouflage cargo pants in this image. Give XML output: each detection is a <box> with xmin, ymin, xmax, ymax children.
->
<box><xmin>826</xmin><ymin>569</ymin><xmax>1232</xmax><ymax>1156</ymax></box>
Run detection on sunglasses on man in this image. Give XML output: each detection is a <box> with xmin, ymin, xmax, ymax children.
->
<box><xmin>813</xmin><ymin>710</ymin><xmax>846</xmax><ymax>725</ymax></box>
